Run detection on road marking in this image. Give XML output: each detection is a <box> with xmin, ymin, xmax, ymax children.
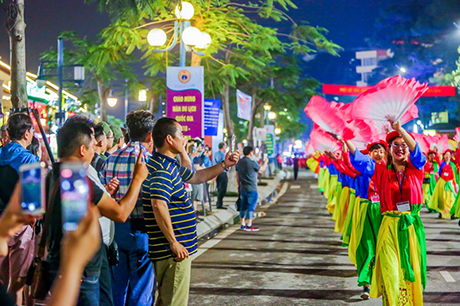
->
<box><xmin>291</xmin><ymin>185</ymin><xmax>301</xmax><ymax>189</ymax></box>
<box><xmin>193</xmin><ymin>181</ymin><xmax>289</xmax><ymax>261</ymax></box>
<box><xmin>440</xmin><ymin>271</ymin><xmax>456</xmax><ymax>282</ymax></box>
<box><xmin>192</xmin><ymin>227</ymin><xmax>240</xmax><ymax>261</ymax></box>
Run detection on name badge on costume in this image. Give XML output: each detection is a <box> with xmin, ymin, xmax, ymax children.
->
<box><xmin>370</xmin><ymin>195</ymin><xmax>380</xmax><ymax>203</ymax></box>
<box><xmin>443</xmin><ymin>172</ymin><xmax>449</xmax><ymax>177</ymax></box>
<box><xmin>397</xmin><ymin>200</ymin><xmax>411</xmax><ymax>212</ymax></box>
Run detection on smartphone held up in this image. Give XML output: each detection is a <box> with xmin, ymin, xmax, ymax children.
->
<box><xmin>60</xmin><ymin>163</ymin><xmax>89</xmax><ymax>231</ymax></box>
<box><xmin>20</xmin><ymin>162</ymin><xmax>46</xmax><ymax>216</ymax></box>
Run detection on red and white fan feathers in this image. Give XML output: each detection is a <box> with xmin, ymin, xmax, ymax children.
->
<box><xmin>310</xmin><ymin>127</ymin><xmax>341</xmax><ymax>153</ymax></box>
<box><xmin>305</xmin><ymin>96</ymin><xmax>354</xmax><ymax>140</ymax></box>
<box><xmin>413</xmin><ymin>134</ymin><xmax>430</xmax><ymax>153</ymax></box>
<box><xmin>454</xmin><ymin>127</ymin><xmax>460</xmax><ymax>143</ymax></box>
<box><xmin>351</xmin><ymin>75</ymin><xmax>427</xmax><ymax>127</ymax></box>
<box><xmin>346</xmin><ymin>119</ymin><xmax>378</xmax><ymax>147</ymax></box>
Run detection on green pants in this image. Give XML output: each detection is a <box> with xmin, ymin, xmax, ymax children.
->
<box><xmin>154</xmin><ymin>257</ymin><xmax>192</xmax><ymax>306</ymax></box>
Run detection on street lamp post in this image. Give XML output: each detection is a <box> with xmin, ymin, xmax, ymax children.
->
<box><xmin>147</xmin><ymin>2</ymin><xmax>211</xmax><ymax>67</ymax></box>
<box><xmin>263</xmin><ymin>103</ymin><xmax>271</xmax><ymax>126</ymax></box>
<box><xmin>37</xmin><ymin>38</ymin><xmax>85</xmax><ymax>126</ymax></box>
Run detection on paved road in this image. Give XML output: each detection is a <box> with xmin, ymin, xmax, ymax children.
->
<box><xmin>189</xmin><ymin>170</ymin><xmax>460</xmax><ymax>305</ymax></box>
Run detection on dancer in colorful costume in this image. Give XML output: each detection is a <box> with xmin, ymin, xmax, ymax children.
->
<box><xmin>326</xmin><ymin>147</ymin><xmax>357</xmax><ymax>233</ymax></box>
<box><xmin>428</xmin><ymin>149</ymin><xmax>458</xmax><ymax>219</ymax></box>
<box><xmin>343</xmin><ymin>139</ymin><xmax>386</xmax><ymax>299</ymax></box>
<box><xmin>367</xmin><ymin>121</ymin><xmax>426</xmax><ymax>305</ymax></box>
<box><xmin>325</xmin><ymin>152</ymin><xmax>341</xmax><ymax>214</ymax></box>
<box><xmin>423</xmin><ymin>150</ymin><xmax>439</xmax><ymax>212</ymax></box>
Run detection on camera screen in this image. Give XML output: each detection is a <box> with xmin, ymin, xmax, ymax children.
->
<box><xmin>61</xmin><ymin>167</ymin><xmax>88</xmax><ymax>231</ymax></box>
<box><xmin>21</xmin><ymin>167</ymin><xmax>42</xmax><ymax>213</ymax></box>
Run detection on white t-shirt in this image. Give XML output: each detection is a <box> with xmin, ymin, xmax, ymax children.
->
<box><xmin>87</xmin><ymin>165</ymin><xmax>114</xmax><ymax>246</ymax></box>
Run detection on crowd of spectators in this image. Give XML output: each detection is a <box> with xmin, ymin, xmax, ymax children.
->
<box><xmin>0</xmin><ymin>110</ymin><xmax>244</xmax><ymax>306</ymax></box>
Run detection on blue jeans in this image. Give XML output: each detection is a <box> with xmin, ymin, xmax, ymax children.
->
<box><xmin>49</xmin><ymin>260</ymin><xmax>101</xmax><ymax>306</ymax></box>
<box><xmin>111</xmin><ymin>221</ymin><xmax>154</xmax><ymax>306</ymax></box>
<box><xmin>77</xmin><ymin>275</ymin><xmax>100</xmax><ymax>306</ymax></box>
<box><xmin>100</xmin><ymin>245</ymin><xmax>114</xmax><ymax>306</ymax></box>
<box><xmin>239</xmin><ymin>191</ymin><xmax>258</xmax><ymax>220</ymax></box>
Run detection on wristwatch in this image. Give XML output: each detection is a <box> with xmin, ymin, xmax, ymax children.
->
<box><xmin>221</xmin><ymin>161</ymin><xmax>230</xmax><ymax>171</ymax></box>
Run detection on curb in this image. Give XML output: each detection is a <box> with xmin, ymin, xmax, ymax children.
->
<box><xmin>196</xmin><ymin>170</ymin><xmax>287</xmax><ymax>238</ymax></box>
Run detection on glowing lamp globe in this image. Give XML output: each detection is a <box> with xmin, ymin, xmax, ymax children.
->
<box><xmin>268</xmin><ymin>111</ymin><xmax>277</xmax><ymax>120</ymax></box>
<box><xmin>195</xmin><ymin>32</ymin><xmax>212</xmax><ymax>49</ymax></box>
<box><xmin>147</xmin><ymin>29</ymin><xmax>167</xmax><ymax>47</ymax></box>
<box><xmin>175</xmin><ymin>2</ymin><xmax>194</xmax><ymax>20</ymax></box>
<box><xmin>182</xmin><ymin>26</ymin><xmax>201</xmax><ymax>46</ymax></box>
<box><xmin>275</xmin><ymin>128</ymin><xmax>281</xmax><ymax>135</ymax></box>
<box><xmin>263</xmin><ymin>104</ymin><xmax>271</xmax><ymax>111</ymax></box>
<box><xmin>107</xmin><ymin>97</ymin><xmax>118</xmax><ymax>108</ymax></box>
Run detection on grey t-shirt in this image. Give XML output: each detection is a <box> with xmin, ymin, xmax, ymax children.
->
<box><xmin>236</xmin><ymin>156</ymin><xmax>260</xmax><ymax>192</ymax></box>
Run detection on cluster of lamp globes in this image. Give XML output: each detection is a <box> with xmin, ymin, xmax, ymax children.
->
<box><xmin>147</xmin><ymin>2</ymin><xmax>212</xmax><ymax>50</ymax></box>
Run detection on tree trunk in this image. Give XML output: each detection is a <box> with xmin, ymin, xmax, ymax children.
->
<box><xmin>221</xmin><ymin>83</ymin><xmax>234</xmax><ymax>137</ymax></box>
<box><xmin>246</xmin><ymin>90</ymin><xmax>258</xmax><ymax>144</ymax></box>
<box><xmin>260</xmin><ymin>105</ymin><xmax>266</xmax><ymax>127</ymax></box>
<box><xmin>221</xmin><ymin>51</ymin><xmax>234</xmax><ymax>137</ymax></box>
<box><xmin>97</xmin><ymin>79</ymin><xmax>110</xmax><ymax>122</ymax></box>
<box><xmin>6</xmin><ymin>0</ymin><xmax>27</xmax><ymax>109</ymax></box>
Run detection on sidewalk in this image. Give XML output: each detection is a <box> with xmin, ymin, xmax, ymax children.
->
<box><xmin>196</xmin><ymin>170</ymin><xmax>287</xmax><ymax>238</ymax></box>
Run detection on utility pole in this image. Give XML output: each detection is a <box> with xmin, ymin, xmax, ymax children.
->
<box><xmin>57</xmin><ymin>38</ymin><xmax>64</xmax><ymax>126</ymax></box>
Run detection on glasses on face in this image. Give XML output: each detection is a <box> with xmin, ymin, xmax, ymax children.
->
<box><xmin>392</xmin><ymin>143</ymin><xmax>408</xmax><ymax>150</ymax></box>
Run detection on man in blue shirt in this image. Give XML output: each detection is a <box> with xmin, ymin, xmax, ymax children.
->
<box><xmin>213</xmin><ymin>142</ymin><xmax>228</xmax><ymax>209</ymax></box>
<box><xmin>0</xmin><ymin>113</ymin><xmax>38</xmax><ymax>304</ymax></box>
<box><xmin>143</xmin><ymin>118</ymin><xmax>239</xmax><ymax>305</ymax></box>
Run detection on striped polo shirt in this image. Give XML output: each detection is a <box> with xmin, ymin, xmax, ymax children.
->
<box><xmin>143</xmin><ymin>152</ymin><xmax>196</xmax><ymax>261</ymax></box>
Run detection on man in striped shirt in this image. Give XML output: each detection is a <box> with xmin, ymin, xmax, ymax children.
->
<box><xmin>143</xmin><ymin>118</ymin><xmax>239</xmax><ymax>305</ymax></box>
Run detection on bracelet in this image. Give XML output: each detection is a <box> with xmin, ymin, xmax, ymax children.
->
<box><xmin>221</xmin><ymin>161</ymin><xmax>230</xmax><ymax>171</ymax></box>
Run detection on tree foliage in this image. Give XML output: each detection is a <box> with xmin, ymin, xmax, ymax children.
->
<box><xmin>40</xmin><ymin>31</ymin><xmax>138</xmax><ymax>120</ymax></box>
<box><xmin>82</xmin><ymin>0</ymin><xmax>340</xmax><ymax>139</ymax></box>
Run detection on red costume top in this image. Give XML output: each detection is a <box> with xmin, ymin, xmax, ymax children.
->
<box><xmin>373</xmin><ymin>144</ymin><xmax>426</xmax><ymax>213</ymax></box>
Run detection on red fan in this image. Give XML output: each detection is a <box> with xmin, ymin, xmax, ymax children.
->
<box><xmin>435</xmin><ymin>134</ymin><xmax>449</xmax><ymax>153</ymax></box>
<box><xmin>346</xmin><ymin>119</ymin><xmax>379</xmax><ymax>148</ymax></box>
<box><xmin>399</xmin><ymin>104</ymin><xmax>419</xmax><ymax>124</ymax></box>
<box><xmin>351</xmin><ymin>75</ymin><xmax>428</xmax><ymax>127</ymax></box>
<box><xmin>454</xmin><ymin>127</ymin><xmax>460</xmax><ymax>142</ymax></box>
<box><xmin>413</xmin><ymin>133</ymin><xmax>429</xmax><ymax>153</ymax></box>
<box><xmin>310</xmin><ymin>127</ymin><xmax>341</xmax><ymax>153</ymax></box>
<box><xmin>306</xmin><ymin>142</ymin><xmax>315</xmax><ymax>155</ymax></box>
<box><xmin>305</xmin><ymin>96</ymin><xmax>354</xmax><ymax>139</ymax></box>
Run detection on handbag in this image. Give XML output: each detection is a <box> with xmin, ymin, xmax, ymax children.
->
<box><xmin>28</xmin><ymin>177</ymin><xmax>59</xmax><ymax>300</ymax></box>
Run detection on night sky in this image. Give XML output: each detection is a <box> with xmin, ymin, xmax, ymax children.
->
<box><xmin>0</xmin><ymin>0</ymin><xmax>431</xmax><ymax>72</ymax></box>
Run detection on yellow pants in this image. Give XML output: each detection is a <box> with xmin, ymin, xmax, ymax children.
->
<box><xmin>370</xmin><ymin>215</ymin><xmax>424</xmax><ymax>305</ymax></box>
<box><xmin>154</xmin><ymin>257</ymin><xmax>192</xmax><ymax>306</ymax></box>
<box><xmin>334</xmin><ymin>187</ymin><xmax>349</xmax><ymax>233</ymax></box>
<box><xmin>348</xmin><ymin>197</ymin><xmax>368</xmax><ymax>265</ymax></box>
<box><xmin>428</xmin><ymin>178</ymin><xmax>456</xmax><ymax>219</ymax></box>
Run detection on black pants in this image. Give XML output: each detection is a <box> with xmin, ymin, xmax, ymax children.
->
<box><xmin>216</xmin><ymin>172</ymin><xmax>228</xmax><ymax>208</ymax></box>
<box><xmin>294</xmin><ymin>167</ymin><xmax>299</xmax><ymax>180</ymax></box>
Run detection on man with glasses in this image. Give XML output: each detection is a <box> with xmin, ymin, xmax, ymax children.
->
<box><xmin>0</xmin><ymin>124</ymin><xmax>10</xmax><ymax>147</ymax></box>
<box><xmin>0</xmin><ymin>113</ymin><xmax>38</xmax><ymax>304</ymax></box>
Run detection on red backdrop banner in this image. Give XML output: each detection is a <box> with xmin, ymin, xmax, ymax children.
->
<box><xmin>323</xmin><ymin>84</ymin><xmax>456</xmax><ymax>97</ymax></box>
